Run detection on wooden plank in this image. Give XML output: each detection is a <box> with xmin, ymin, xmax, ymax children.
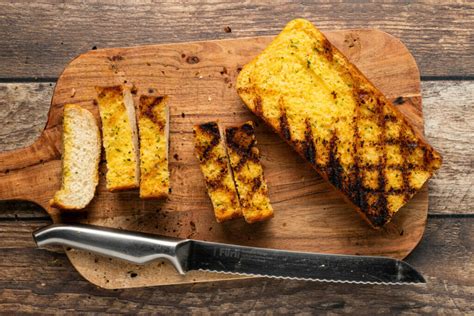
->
<box><xmin>1</xmin><ymin>80</ymin><xmax>471</xmax><ymax>216</ymax></box>
<box><xmin>0</xmin><ymin>217</ymin><xmax>471</xmax><ymax>314</ymax></box>
<box><xmin>424</xmin><ymin>81</ymin><xmax>474</xmax><ymax>215</ymax></box>
<box><xmin>0</xmin><ymin>1</ymin><xmax>472</xmax><ymax>78</ymax></box>
<box><xmin>0</xmin><ymin>220</ymin><xmax>50</xmax><ymax>248</ymax></box>
<box><xmin>0</xmin><ymin>83</ymin><xmax>53</xmax><ymax>151</ymax></box>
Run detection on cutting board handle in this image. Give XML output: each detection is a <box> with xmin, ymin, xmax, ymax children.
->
<box><xmin>0</xmin><ymin>128</ymin><xmax>62</xmax><ymax>208</ymax></box>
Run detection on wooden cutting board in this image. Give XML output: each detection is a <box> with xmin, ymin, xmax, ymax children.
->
<box><xmin>0</xmin><ymin>29</ymin><xmax>427</xmax><ymax>289</ymax></box>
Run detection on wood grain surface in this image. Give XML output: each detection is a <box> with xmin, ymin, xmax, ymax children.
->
<box><xmin>0</xmin><ymin>0</ymin><xmax>472</xmax><ymax>313</ymax></box>
<box><xmin>0</xmin><ymin>1</ymin><xmax>473</xmax><ymax>78</ymax></box>
<box><xmin>0</xmin><ymin>29</ymin><xmax>432</xmax><ymax>288</ymax></box>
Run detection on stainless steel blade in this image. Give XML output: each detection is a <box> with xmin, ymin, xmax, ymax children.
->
<box><xmin>33</xmin><ymin>224</ymin><xmax>425</xmax><ymax>285</ymax></box>
<box><xmin>190</xmin><ymin>241</ymin><xmax>425</xmax><ymax>285</ymax></box>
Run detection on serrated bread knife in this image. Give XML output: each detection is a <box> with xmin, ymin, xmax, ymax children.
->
<box><xmin>33</xmin><ymin>224</ymin><xmax>425</xmax><ymax>285</ymax></box>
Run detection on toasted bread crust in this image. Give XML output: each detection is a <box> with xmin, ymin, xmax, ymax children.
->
<box><xmin>225</xmin><ymin>121</ymin><xmax>273</xmax><ymax>223</ymax></box>
<box><xmin>237</xmin><ymin>19</ymin><xmax>442</xmax><ymax>227</ymax></box>
<box><xmin>194</xmin><ymin>122</ymin><xmax>242</xmax><ymax>222</ymax></box>
<box><xmin>138</xmin><ymin>95</ymin><xmax>170</xmax><ymax>199</ymax></box>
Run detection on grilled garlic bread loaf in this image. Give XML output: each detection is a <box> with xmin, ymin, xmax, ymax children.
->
<box><xmin>50</xmin><ymin>104</ymin><xmax>101</xmax><ymax>210</ymax></box>
<box><xmin>237</xmin><ymin>19</ymin><xmax>442</xmax><ymax>227</ymax></box>
<box><xmin>96</xmin><ymin>86</ymin><xmax>140</xmax><ymax>191</ymax></box>
<box><xmin>225</xmin><ymin>121</ymin><xmax>273</xmax><ymax>223</ymax></box>
<box><xmin>137</xmin><ymin>95</ymin><xmax>170</xmax><ymax>199</ymax></box>
<box><xmin>194</xmin><ymin>122</ymin><xmax>242</xmax><ymax>222</ymax></box>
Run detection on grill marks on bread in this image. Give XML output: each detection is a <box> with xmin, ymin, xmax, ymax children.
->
<box><xmin>194</xmin><ymin>122</ymin><xmax>242</xmax><ymax>222</ymax></box>
<box><xmin>236</xmin><ymin>18</ymin><xmax>442</xmax><ymax>227</ymax></box>
<box><xmin>137</xmin><ymin>95</ymin><xmax>169</xmax><ymax>199</ymax></box>
<box><xmin>302</xmin><ymin>119</ymin><xmax>316</xmax><ymax>164</ymax></box>
<box><xmin>225</xmin><ymin>121</ymin><xmax>273</xmax><ymax>223</ymax></box>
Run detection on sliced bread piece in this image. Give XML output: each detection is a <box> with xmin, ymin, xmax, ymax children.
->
<box><xmin>50</xmin><ymin>104</ymin><xmax>101</xmax><ymax>210</ymax></box>
<box><xmin>236</xmin><ymin>18</ymin><xmax>442</xmax><ymax>228</ymax></box>
<box><xmin>225</xmin><ymin>121</ymin><xmax>273</xmax><ymax>223</ymax></box>
<box><xmin>96</xmin><ymin>86</ymin><xmax>139</xmax><ymax>191</ymax></box>
<box><xmin>193</xmin><ymin>122</ymin><xmax>242</xmax><ymax>222</ymax></box>
<box><xmin>137</xmin><ymin>95</ymin><xmax>170</xmax><ymax>199</ymax></box>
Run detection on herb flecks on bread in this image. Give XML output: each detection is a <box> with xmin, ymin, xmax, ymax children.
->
<box><xmin>237</xmin><ymin>18</ymin><xmax>442</xmax><ymax>227</ymax></box>
<box><xmin>138</xmin><ymin>95</ymin><xmax>170</xmax><ymax>199</ymax></box>
<box><xmin>96</xmin><ymin>86</ymin><xmax>140</xmax><ymax>191</ymax></box>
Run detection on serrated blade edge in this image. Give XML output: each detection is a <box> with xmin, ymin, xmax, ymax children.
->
<box><xmin>197</xmin><ymin>269</ymin><xmax>424</xmax><ymax>285</ymax></box>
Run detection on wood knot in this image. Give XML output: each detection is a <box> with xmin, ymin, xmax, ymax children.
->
<box><xmin>186</xmin><ymin>56</ymin><xmax>200</xmax><ymax>64</ymax></box>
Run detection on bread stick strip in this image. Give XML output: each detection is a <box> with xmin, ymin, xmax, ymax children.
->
<box><xmin>96</xmin><ymin>86</ymin><xmax>139</xmax><ymax>191</ymax></box>
<box><xmin>225</xmin><ymin>121</ymin><xmax>273</xmax><ymax>223</ymax></box>
<box><xmin>50</xmin><ymin>104</ymin><xmax>101</xmax><ymax>210</ymax></box>
<box><xmin>137</xmin><ymin>95</ymin><xmax>170</xmax><ymax>199</ymax></box>
<box><xmin>194</xmin><ymin>122</ymin><xmax>242</xmax><ymax>222</ymax></box>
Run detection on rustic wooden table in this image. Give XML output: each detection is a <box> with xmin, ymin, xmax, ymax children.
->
<box><xmin>0</xmin><ymin>1</ymin><xmax>472</xmax><ymax>314</ymax></box>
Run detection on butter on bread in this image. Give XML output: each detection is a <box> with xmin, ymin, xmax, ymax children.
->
<box><xmin>236</xmin><ymin>19</ymin><xmax>442</xmax><ymax>227</ymax></box>
<box><xmin>225</xmin><ymin>121</ymin><xmax>273</xmax><ymax>223</ymax></box>
<box><xmin>96</xmin><ymin>86</ymin><xmax>140</xmax><ymax>191</ymax></box>
<box><xmin>50</xmin><ymin>104</ymin><xmax>101</xmax><ymax>210</ymax></box>
<box><xmin>194</xmin><ymin>122</ymin><xmax>242</xmax><ymax>222</ymax></box>
<box><xmin>137</xmin><ymin>95</ymin><xmax>170</xmax><ymax>199</ymax></box>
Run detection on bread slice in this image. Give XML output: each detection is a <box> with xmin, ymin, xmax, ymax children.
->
<box><xmin>225</xmin><ymin>121</ymin><xmax>273</xmax><ymax>223</ymax></box>
<box><xmin>194</xmin><ymin>122</ymin><xmax>242</xmax><ymax>222</ymax></box>
<box><xmin>50</xmin><ymin>104</ymin><xmax>101</xmax><ymax>210</ymax></box>
<box><xmin>96</xmin><ymin>86</ymin><xmax>139</xmax><ymax>191</ymax></box>
<box><xmin>137</xmin><ymin>95</ymin><xmax>170</xmax><ymax>199</ymax></box>
<box><xmin>236</xmin><ymin>19</ymin><xmax>442</xmax><ymax>228</ymax></box>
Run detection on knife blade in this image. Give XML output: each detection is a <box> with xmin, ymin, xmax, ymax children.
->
<box><xmin>33</xmin><ymin>224</ymin><xmax>425</xmax><ymax>285</ymax></box>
